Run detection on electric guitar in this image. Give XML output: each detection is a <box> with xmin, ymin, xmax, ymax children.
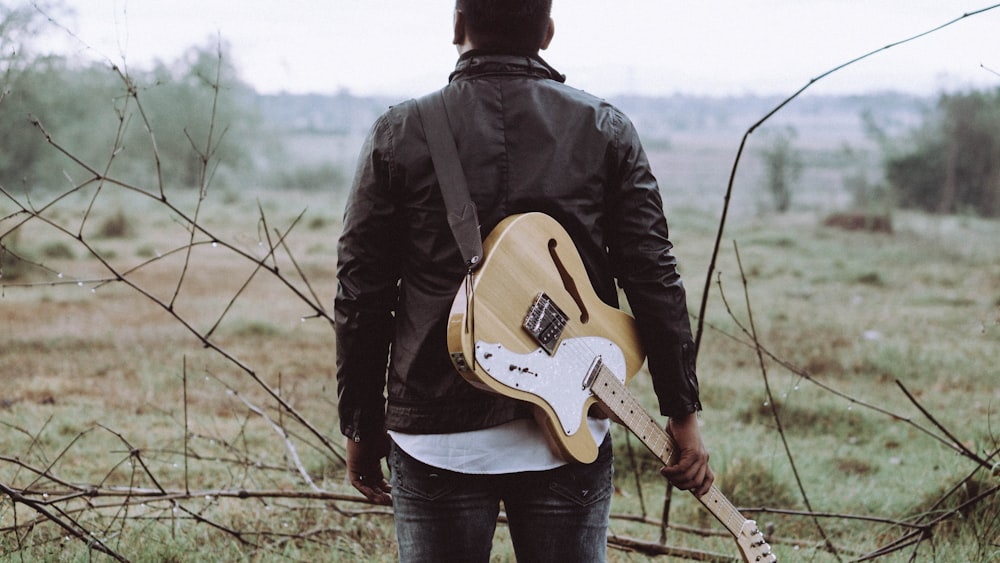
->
<box><xmin>446</xmin><ymin>213</ymin><xmax>775</xmax><ymax>562</ymax></box>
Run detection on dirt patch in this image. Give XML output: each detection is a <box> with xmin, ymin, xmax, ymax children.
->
<box><xmin>822</xmin><ymin>212</ymin><xmax>893</xmax><ymax>233</ymax></box>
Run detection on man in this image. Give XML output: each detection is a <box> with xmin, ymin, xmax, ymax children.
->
<box><xmin>335</xmin><ymin>1</ymin><xmax>713</xmax><ymax>560</ymax></box>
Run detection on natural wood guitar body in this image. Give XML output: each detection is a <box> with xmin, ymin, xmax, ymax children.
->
<box><xmin>446</xmin><ymin>212</ymin><xmax>644</xmax><ymax>462</ymax></box>
<box><xmin>445</xmin><ymin>212</ymin><xmax>775</xmax><ymax>562</ymax></box>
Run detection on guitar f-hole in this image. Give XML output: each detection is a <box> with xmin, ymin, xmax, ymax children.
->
<box><xmin>548</xmin><ymin>239</ymin><xmax>590</xmax><ymax>324</ymax></box>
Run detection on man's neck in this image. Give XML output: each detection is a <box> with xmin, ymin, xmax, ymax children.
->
<box><xmin>457</xmin><ymin>46</ymin><xmax>541</xmax><ymax>59</ymax></box>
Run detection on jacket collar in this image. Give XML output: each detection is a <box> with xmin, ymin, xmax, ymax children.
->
<box><xmin>449</xmin><ymin>49</ymin><xmax>566</xmax><ymax>84</ymax></box>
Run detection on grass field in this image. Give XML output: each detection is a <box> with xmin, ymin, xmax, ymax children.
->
<box><xmin>1</xmin><ymin>125</ymin><xmax>999</xmax><ymax>562</ymax></box>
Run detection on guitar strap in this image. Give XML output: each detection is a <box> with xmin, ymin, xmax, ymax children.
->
<box><xmin>415</xmin><ymin>91</ymin><xmax>484</xmax><ymax>271</ymax></box>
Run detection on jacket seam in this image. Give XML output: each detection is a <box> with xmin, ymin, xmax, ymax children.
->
<box><xmin>497</xmin><ymin>81</ymin><xmax>511</xmax><ymax>212</ymax></box>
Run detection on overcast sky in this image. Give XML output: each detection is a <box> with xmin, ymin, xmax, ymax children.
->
<box><xmin>39</xmin><ymin>1</ymin><xmax>1000</xmax><ymax>98</ymax></box>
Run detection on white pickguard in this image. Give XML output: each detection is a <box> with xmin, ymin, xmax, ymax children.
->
<box><xmin>474</xmin><ymin>336</ymin><xmax>627</xmax><ymax>437</ymax></box>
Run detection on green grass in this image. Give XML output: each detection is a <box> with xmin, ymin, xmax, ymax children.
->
<box><xmin>2</xmin><ymin>150</ymin><xmax>999</xmax><ymax>561</ymax></box>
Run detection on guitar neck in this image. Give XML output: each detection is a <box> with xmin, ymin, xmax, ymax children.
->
<box><xmin>589</xmin><ymin>366</ymin><xmax>748</xmax><ymax>538</ymax></box>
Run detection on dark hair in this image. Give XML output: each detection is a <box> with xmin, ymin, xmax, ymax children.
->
<box><xmin>456</xmin><ymin>0</ymin><xmax>552</xmax><ymax>52</ymax></box>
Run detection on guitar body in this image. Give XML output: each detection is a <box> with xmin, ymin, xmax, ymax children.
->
<box><xmin>446</xmin><ymin>213</ymin><xmax>776</xmax><ymax>562</ymax></box>
<box><xmin>447</xmin><ymin>213</ymin><xmax>645</xmax><ymax>463</ymax></box>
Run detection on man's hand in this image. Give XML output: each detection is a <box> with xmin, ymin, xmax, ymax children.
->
<box><xmin>660</xmin><ymin>411</ymin><xmax>714</xmax><ymax>498</ymax></box>
<box><xmin>347</xmin><ymin>434</ymin><xmax>392</xmax><ymax>506</ymax></box>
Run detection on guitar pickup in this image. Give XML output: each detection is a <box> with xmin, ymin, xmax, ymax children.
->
<box><xmin>523</xmin><ymin>292</ymin><xmax>568</xmax><ymax>355</ymax></box>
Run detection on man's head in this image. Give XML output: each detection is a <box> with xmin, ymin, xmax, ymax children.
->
<box><xmin>453</xmin><ymin>0</ymin><xmax>554</xmax><ymax>54</ymax></box>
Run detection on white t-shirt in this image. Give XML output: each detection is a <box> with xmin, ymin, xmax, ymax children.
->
<box><xmin>389</xmin><ymin>417</ymin><xmax>610</xmax><ymax>474</ymax></box>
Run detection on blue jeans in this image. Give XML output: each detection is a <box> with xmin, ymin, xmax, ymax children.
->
<box><xmin>389</xmin><ymin>433</ymin><xmax>614</xmax><ymax>563</ymax></box>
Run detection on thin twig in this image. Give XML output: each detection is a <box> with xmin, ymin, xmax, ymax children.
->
<box><xmin>896</xmin><ymin>380</ymin><xmax>993</xmax><ymax>467</ymax></box>
<box><xmin>694</xmin><ymin>2</ymin><xmax>1000</xmax><ymax>356</ymax></box>
<box><xmin>0</xmin><ymin>483</ymin><xmax>128</xmax><ymax>562</ymax></box>
<box><xmin>729</xmin><ymin>242</ymin><xmax>841</xmax><ymax>560</ymax></box>
<box><xmin>230</xmin><ymin>388</ymin><xmax>322</xmax><ymax>493</ymax></box>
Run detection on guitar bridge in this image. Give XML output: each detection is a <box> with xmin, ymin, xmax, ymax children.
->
<box><xmin>582</xmin><ymin>356</ymin><xmax>603</xmax><ymax>390</ymax></box>
<box><xmin>523</xmin><ymin>292</ymin><xmax>568</xmax><ymax>355</ymax></box>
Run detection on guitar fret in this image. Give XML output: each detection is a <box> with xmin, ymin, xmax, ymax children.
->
<box><xmin>593</xmin><ymin>368</ymin><xmax>674</xmax><ymax>464</ymax></box>
<box><xmin>593</xmin><ymin>367</ymin><xmax>750</xmax><ymax>535</ymax></box>
<box><xmin>589</xmin><ymin>361</ymin><xmax>778</xmax><ymax>559</ymax></box>
<box><xmin>698</xmin><ymin>486</ymin><xmax>746</xmax><ymax>536</ymax></box>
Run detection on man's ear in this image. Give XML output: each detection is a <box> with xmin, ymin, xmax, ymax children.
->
<box><xmin>453</xmin><ymin>9</ymin><xmax>466</xmax><ymax>46</ymax></box>
<box><xmin>539</xmin><ymin>17</ymin><xmax>555</xmax><ymax>50</ymax></box>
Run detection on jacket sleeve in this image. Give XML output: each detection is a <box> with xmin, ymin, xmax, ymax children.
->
<box><xmin>606</xmin><ymin>110</ymin><xmax>702</xmax><ymax>418</ymax></box>
<box><xmin>335</xmin><ymin>113</ymin><xmax>401</xmax><ymax>441</ymax></box>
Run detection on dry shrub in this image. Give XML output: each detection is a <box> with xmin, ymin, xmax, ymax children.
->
<box><xmin>0</xmin><ymin>246</ymin><xmax>26</xmax><ymax>280</ymax></box>
<box><xmin>39</xmin><ymin>240</ymin><xmax>75</xmax><ymax>259</ymax></box>
<box><xmin>721</xmin><ymin>457</ymin><xmax>798</xmax><ymax>509</ymax></box>
<box><xmin>0</xmin><ymin>230</ymin><xmax>29</xmax><ymax>280</ymax></box>
<box><xmin>834</xmin><ymin>457</ymin><xmax>874</xmax><ymax>476</ymax></box>
<box><xmin>822</xmin><ymin>212</ymin><xmax>893</xmax><ymax>233</ymax></box>
<box><xmin>227</xmin><ymin>320</ymin><xmax>283</xmax><ymax>338</ymax></box>
<box><xmin>97</xmin><ymin>208</ymin><xmax>133</xmax><ymax>238</ymax></box>
<box><xmin>737</xmin><ymin>398</ymin><xmax>877</xmax><ymax>442</ymax></box>
<box><xmin>912</xmin><ymin>477</ymin><xmax>1000</xmax><ymax>543</ymax></box>
<box><xmin>851</xmin><ymin>271</ymin><xmax>885</xmax><ymax>286</ymax></box>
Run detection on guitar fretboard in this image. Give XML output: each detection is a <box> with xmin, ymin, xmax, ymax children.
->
<box><xmin>589</xmin><ymin>366</ymin><xmax>749</xmax><ymax>538</ymax></box>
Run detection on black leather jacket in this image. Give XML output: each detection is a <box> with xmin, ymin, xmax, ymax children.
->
<box><xmin>336</xmin><ymin>51</ymin><xmax>700</xmax><ymax>442</ymax></box>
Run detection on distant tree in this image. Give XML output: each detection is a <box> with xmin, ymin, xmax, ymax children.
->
<box><xmin>122</xmin><ymin>40</ymin><xmax>268</xmax><ymax>189</ymax></box>
<box><xmin>0</xmin><ymin>2</ymin><xmax>78</xmax><ymax>188</ymax></box>
<box><xmin>0</xmin><ymin>58</ymin><xmax>128</xmax><ymax>190</ymax></box>
<box><xmin>0</xmin><ymin>1</ymin><xmax>67</xmax><ymax>70</ymax></box>
<box><xmin>758</xmin><ymin>126</ymin><xmax>802</xmax><ymax>213</ymax></box>
<box><xmin>0</xmin><ymin>35</ymin><xmax>269</xmax><ymax>192</ymax></box>
<box><xmin>885</xmin><ymin>89</ymin><xmax>1000</xmax><ymax>217</ymax></box>
<box><xmin>838</xmin><ymin>143</ymin><xmax>891</xmax><ymax>212</ymax></box>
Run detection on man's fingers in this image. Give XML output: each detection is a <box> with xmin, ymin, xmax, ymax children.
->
<box><xmin>660</xmin><ymin>464</ymin><xmax>697</xmax><ymax>490</ymax></box>
<box><xmin>351</xmin><ymin>474</ymin><xmax>393</xmax><ymax>506</ymax></box>
<box><xmin>684</xmin><ymin>464</ymin><xmax>715</xmax><ymax>498</ymax></box>
<box><xmin>345</xmin><ymin>436</ymin><xmax>392</xmax><ymax>505</ymax></box>
<box><xmin>661</xmin><ymin>466</ymin><xmax>709</xmax><ymax>494</ymax></box>
<box><xmin>660</xmin><ymin>454</ymin><xmax>714</xmax><ymax>495</ymax></box>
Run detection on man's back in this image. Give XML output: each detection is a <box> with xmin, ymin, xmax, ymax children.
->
<box><xmin>338</xmin><ymin>51</ymin><xmax>695</xmax><ymax>439</ymax></box>
<box><xmin>336</xmin><ymin>4</ymin><xmax>712</xmax><ymax>560</ymax></box>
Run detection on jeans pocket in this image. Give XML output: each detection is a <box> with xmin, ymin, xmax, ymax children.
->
<box><xmin>547</xmin><ymin>434</ymin><xmax>614</xmax><ymax>507</ymax></box>
<box><xmin>390</xmin><ymin>444</ymin><xmax>459</xmax><ymax>502</ymax></box>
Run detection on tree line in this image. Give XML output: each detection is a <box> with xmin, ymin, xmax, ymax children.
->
<box><xmin>3</xmin><ymin>2</ymin><xmax>999</xmax><ymax>216</ymax></box>
<box><xmin>881</xmin><ymin>89</ymin><xmax>1000</xmax><ymax>217</ymax></box>
<box><xmin>1</xmin><ymin>5</ymin><xmax>266</xmax><ymax>193</ymax></box>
